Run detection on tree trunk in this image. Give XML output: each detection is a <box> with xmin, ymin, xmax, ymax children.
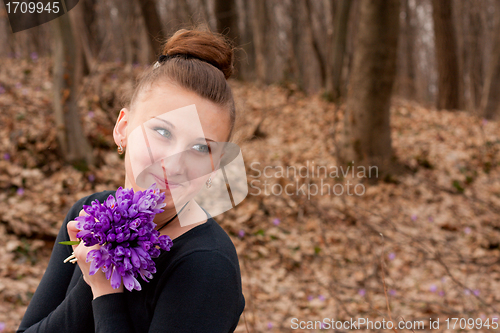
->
<box><xmin>137</xmin><ymin>0</ymin><xmax>165</xmax><ymax>61</ymax></box>
<box><xmin>481</xmin><ymin>0</ymin><xmax>500</xmax><ymax>120</ymax></box>
<box><xmin>431</xmin><ymin>0</ymin><xmax>462</xmax><ymax>110</ymax></box>
<box><xmin>327</xmin><ymin>0</ymin><xmax>352</xmax><ymax>101</ymax></box>
<box><xmin>52</xmin><ymin>15</ymin><xmax>94</xmax><ymax>168</ymax></box>
<box><xmin>290</xmin><ymin>0</ymin><xmax>322</xmax><ymax>93</ymax></box>
<box><xmin>467</xmin><ymin>2</ymin><xmax>484</xmax><ymax>111</ymax></box>
<box><xmin>338</xmin><ymin>0</ymin><xmax>399</xmax><ymax>176</ymax></box>
<box><xmin>403</xmin><ymin>0</ymin><xmax>416</xmax><ymax>100</ymax></box>
<box><xmin>249</xmin><ymin>0</ymin><xmax>268</xmax><ymax>84</ymax></box>
<box><xmin>215</xmin><ymin>0</ymin><xmax>242</xmax><ymax>78</ymax></box>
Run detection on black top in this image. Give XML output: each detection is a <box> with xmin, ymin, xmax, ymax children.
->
<box><xmin>17</xmin><ymin>190</ymin><xmax>245</xmax><ymax>333</ymax></box>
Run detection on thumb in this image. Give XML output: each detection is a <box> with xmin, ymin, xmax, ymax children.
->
<box><xmin>67</xmin><ymin>221</ymin><xmax>80</xmax><ymax>252</ymax></box>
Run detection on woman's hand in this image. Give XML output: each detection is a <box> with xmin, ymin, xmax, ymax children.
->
<box><xmin>67</xmin><ymin>209</ymin><xmax>124</xmax><ymax>299</ymax></box>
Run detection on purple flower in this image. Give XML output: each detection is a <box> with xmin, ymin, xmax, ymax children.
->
<box><xmin>88</xmin><ymin>174</ymin><xmax>95</xmax><ymax>182</ymax></box>
<box><xmin>429</xmin><ymin>284</ymin><xmax>437</xmax><ymax>293</ymax></box>
<box><xmin>411</xmin><ymin>214</ymin><xmax>417</xmax><ymax>221</ymax></box>
<box><xmin>238</xmin><ymin>230</ymin><xmax>245</xmax><ymax>238</ymax></box>
<box><xmin>358</xmin><ymin>289</ymin><xmax>366</xmax><ymax>297</ymax></box>
<box><xmin>267</xmin><ymin>322</ymin><xmax>273</xmax><ymax>329</ymax></box>
<box><xmin>438</xmin><ymin>290</ymin><xmax>445</xmax><ymax>297</ymax></box>
<box><xmin>318</xmin><ymin>295</ymin><xmax>325</xmax><ymax>301</ymax></box>
<box><xmin>3</xmin><ymin>153</ymin><xmax>10</xmax><ymax>160</ymax></box>
<box><xmin>464</xmin><ymin>288</ymin><xmax>471</xmax><ymax>295</ymax></box>
<box><xmin>473</xmin><ymin>289</ymin><xmax>480</xmax><ymax>296</ymax></box>
<box><xmin>74</xmin><ymin>184</ymin><xmax>171</xmax><ymax>291</ymax></box>
<box><xmin>464</xmin><ymin>227</ymin><xmax>471</xmax><ymax>234</ymax></box>
<box><xmin>17</xmin><ymin>188</ymin><xmax>24</xmax><ymax>196</ymax></box>
<box><xmin>30</xmin><ymin>52</ymin><xmax>38</xmax><ymax>61</ymax></box>
<box><xmin>388</xmin><ymin>252</ymin><xmax>396</xmax><ymax>261</ymax></box>
<box><xmin>428</xmin><ymin>216</ymin><xmax>434</xmax><ymax>222</ymax></box>
<box><xmin>0</xmin><ymin>322</ymin><xmax>5</xmax><ymax>332</ymax></box>
<box><xmin>389</xmin><ymin>289</ymin><xmax>396</xmax><ymax>296</ymax></box>
<box><xmin>307</xmin><ymin>295</ymin><xmax>313</xmax><ymax>301</ymax></box>
<box><xmin>0</xmin><ymin>86</ymin><xmax>5</xmax><ymax>94</ymax></box>
<box><xmin>88</xmin><ymin>111</ymin><xmax>95</xmax><ymax>119</ymax></box>
<box><xmin>272</xmin><ymin>218</ymin><xmax>280</xmax><ymax>226</ymax></box>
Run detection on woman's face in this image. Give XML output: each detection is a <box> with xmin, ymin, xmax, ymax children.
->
<box><xmin>113</xmin><ymin>81</ymin><xmax>231</xmax><ymax>211</ymax></box>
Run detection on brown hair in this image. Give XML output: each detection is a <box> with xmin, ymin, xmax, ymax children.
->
<box><xmin>128</xmin><ymin>28</ymin><xmax>236</xmax><ymax>141</ymax></box>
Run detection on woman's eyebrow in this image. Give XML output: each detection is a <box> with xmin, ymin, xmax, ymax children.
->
<box><xmin>150</xmin><ymin>117</ymin><xmax>175</xmax><ymax>129</ymax></box>
<box><xmin>198</xmin><ymin>137</ymin><xmax>216</xmax><ymax>143</ymax></box>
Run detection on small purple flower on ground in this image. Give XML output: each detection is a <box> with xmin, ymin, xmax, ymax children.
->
<box><xmin>389</xmin><ymin>289</ymin><xmax>396</xmax><ymax>296</ymax></box>
<box><xmin>238</xmin><ymin>230</ymin><xmax>245</xmax><ymax>238</ymax></box>
<box><xmin>0</xmin><ymin>322</ymin><xmax>5</xmax><ymax>332</ymax></box>
<box><xmin>88</xmin><ymin>174</ymin><xmax>95</xmax><ymax>182</ymax></box>
<box><xmin>411</xmin><ymin>214</ymin><xmax>417</xmax><ymax>221</ymax></box>
<box><xmin>307</xmin><ymin>295</ymin><xmax>313</xmax><ymax>301</ymax></box>
<box><xmin>464</xmin><ymin>289</ymin><xmax>471</xmax><ymax>295</ymax></box>
<box><xmin>3</xmin><ymin>153</ymin><xmax>10</xmax><ymax>160</ymax></box>
<box><xmin>17</xmin><ymin>188</ymin><xmax>24</xmax><ymax>196</ymax></box>
<box><xmin>88</xmin><ymin>111</ymin><xmax>95</xmax><ymax>119</ymax></box>
<box><xmin>267</xmin><ymin>322</ymin><xmax>273</xmax><ymax>329</ymax></box>
<box><xmin>473</xmin><ymin>289</ymin><xmax>480</xmax><ymax>296</ymax></box>
<box><xmin>358</xmin><ymin>289</ymin><xmax>366</xmax><ymax>297</ymax></box>
<box><xmin>388</xmin><ymin>252</ymin><xmax>396</xmax><ymax>260</ymax></box>
<box><xmin>439</xmin><ymin>290</ymin><xmax>445</xmax><ymax>297</ymax></box>
<box><xmin>429</xmin><ymin>284</ymin><xmax>437</xmax><ymax>293</ymax></box>
<box><xmin>272</xmin><ymin>218</ymin><xmax>280</xmax><ymax>226</ymax></box>
<box><xmin>318</xmin><ymin>295</ymin><xmax>325</xmax><ymax>301</ymax></box>
<box><xmin>464</xmin><ymin>227</ymin><xmax>471</xmax><ymax>234</ymax></box>
<box><xmin>0</xmin><ymin>86</ymin><xmax>5</xmax><ymax>94</ymax></box>
<box><xmin>428</xmin><ymin>216</ymin><xmax>434</xmax><ymax>222</ymax></box>
<box><xmin>30</xmin><ymin>52</ymin><xmax>38</xmax><ymax>61</ymax></box>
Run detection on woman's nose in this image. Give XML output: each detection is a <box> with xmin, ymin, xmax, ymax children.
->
<box><xmin>160</xmin><ymin>146</ymin><xmax>185</xmax><ymax>176</ymax></box>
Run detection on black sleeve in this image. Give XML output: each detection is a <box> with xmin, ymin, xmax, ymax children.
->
<box><xmin>17</xmin><ymin>195</ymin><xmax>96</xmax><ymax>333</ymax></box>
<box><xmin>146</xmin><ymin>250</ymin><xmax>242</xmax><ymax>333</ymax></box>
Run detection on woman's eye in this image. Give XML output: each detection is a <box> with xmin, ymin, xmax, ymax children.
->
<box><xmin>154</xmin><ymin>127</ymin><xmax>171</xmax><ymax>139</ymax></box>
<box><xmin>193</xmin><ymin>144</ymin><xmax>210</xmax><ymax>153</ymax></box>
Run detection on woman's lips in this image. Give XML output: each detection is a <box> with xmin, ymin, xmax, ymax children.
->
<box><xmin>151</xmin><ymin>174</ymin><xmax>182</xmax><ymax>189</ymax></box>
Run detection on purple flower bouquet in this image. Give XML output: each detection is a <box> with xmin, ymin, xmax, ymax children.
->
<box><xmin>65</xmin><ymin>184</ymin><xmax>173</xmax><ymax>291</ymax></box>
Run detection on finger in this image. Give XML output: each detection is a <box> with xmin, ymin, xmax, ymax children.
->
<box><xmin>79</xmin><ymin>209</ymin><xmax>87</xmax><ymax>217</ymax></box>
<box><xmin>67</xmin><ymin>221</ymin><xmax>80</xmax><ymax>252</ymax></box>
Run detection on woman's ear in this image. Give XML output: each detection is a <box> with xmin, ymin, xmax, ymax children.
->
<box><xmin>114</xmin><ymin>108</ymin><xmax>129</xmax><ymax>147</ymax></box>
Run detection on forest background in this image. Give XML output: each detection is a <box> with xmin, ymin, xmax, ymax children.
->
<box><xmin>1</xmin><ymin>0</ymin><xmax>500</xmax><ymax>332</ymax></box>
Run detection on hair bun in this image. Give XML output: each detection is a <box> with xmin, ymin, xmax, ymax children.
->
<box><xmin>162</xmin><ymin>29</ymin><xmax>234</xmax><ymax>80</ymax></box>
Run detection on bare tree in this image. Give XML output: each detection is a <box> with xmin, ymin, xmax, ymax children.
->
<box><xmin>249</xmin><ymin>0</ymin><xmax>268</xmax><ymax>84</ymax></box>
<box><xmin>481</xmin><ymin>0</ymin><xmax>500</xmax><ymax>119</ymax></box>
<box><xmin>137</xmin><ymin>0</ymin><xmax>166</xmax><ymax>61</ymax></box>
<box><xmin>290</xmin><ymin>0</ymin><xmax>322</xmax><ymax>93</ymax></box>
<box><xmin>338</xmin><ymin>0</ymin><xmax>399</xmax><ymax>175</ymax></box>
<box><xmin>327</xmin><ymin>0</ymin><xmax>352</xmax><ymax>101</ymax></box>
<box><xmin>215</xmin><ymin>0</ymin><xmax>241</xmax><ymax>78</ymax></box>
<box><xmin>402</xmin><ymin>0</ymin><xmax>416</xmax><ymax>100</ymax></box>
<box><xmin>431</xmin><ymin>0</ymin><xmax>462</xmax><ymax>110</ymax></box>
<box><xmin>52</xmin><ymin>15</ymin><xmax>94</xmax><ymax>168</ymax></box>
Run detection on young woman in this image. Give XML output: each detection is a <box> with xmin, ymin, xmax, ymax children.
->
<box><xmin>17</xmin><ymin>28</ymin><xmax>245</xmax><ymax>333</ymax></box>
